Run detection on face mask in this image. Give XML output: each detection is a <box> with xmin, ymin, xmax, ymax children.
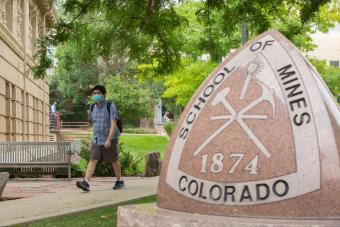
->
<box><xmin>92</xmin><ymin>94</ymin><xmax>103</xmax><ymax>103</ymax></box>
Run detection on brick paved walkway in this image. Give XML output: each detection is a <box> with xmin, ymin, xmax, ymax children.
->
<box><xmin>0</xmin><ymin>177</ymin><xmax>158</xmax><ymax>226</ymax></box>
<box><xmin>1</xmin><ymin>176</ymin><xmax>139</xmax><ymax>200</ymax></box>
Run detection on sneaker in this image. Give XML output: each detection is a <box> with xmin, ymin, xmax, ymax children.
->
<box><xmin>113</xmin><ymin>179</ymin><xmax>125</xmax><ymax>190</ymax></box>
<box><xmin>76</xmin><ymin>180</ymin><xmax>90</xmax><ymax>192</ymax></box>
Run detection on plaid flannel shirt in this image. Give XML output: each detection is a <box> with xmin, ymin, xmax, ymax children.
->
<box><xmin>89</xmin><ymin>100</ymin><xmax>120</xmax><ymax>145</ymax></box>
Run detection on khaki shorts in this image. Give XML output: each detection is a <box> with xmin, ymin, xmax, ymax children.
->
<box><xmin>91</xmin><ymin>139</ymin><xmax>119</xmax><ymax>163</ymax></box>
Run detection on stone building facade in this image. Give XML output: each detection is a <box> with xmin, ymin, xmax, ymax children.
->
<box><xmin>0</xmin><ymin>0</ymin><xmax>56</xmax><ymax>141</ymax></box>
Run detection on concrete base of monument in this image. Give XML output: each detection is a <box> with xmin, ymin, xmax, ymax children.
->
<box><xmin>117</xmin><ymin>203</ymin><xmax>340</xmax><ymax>227</ymax></box>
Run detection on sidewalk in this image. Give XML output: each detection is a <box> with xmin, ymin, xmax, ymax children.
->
<box><xmin>0</xmin><ymin>177</ymin><xmax>158</xmax><ymax>226</ymax></box>
<box><xmin>1</xmin><ymin>177</ymin><xmax>140</xmax><ymax>199</ymax></box>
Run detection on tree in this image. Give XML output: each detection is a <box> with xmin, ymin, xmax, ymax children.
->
<box><xmin>51</xmin><ymin>40</ymin><xmax>155</xmax><ymax>122</ymax></box>
<box><xmin>309</xmin><ymin>58</ymin><xmax>340</xmax><ymax>99</ymax></box>
<box><xmin>104</xmin><ymin>76</ymin><xmax>154</xmax><ymax>122</ymax></box>
<box><xmin>33</xmin><ymin>0</ymin><xmax>187</xmax><ymax>79</ymax></box>
<box><xmin>160</xmin><ymin>0</ymin><xmax>340</xmax><ymax>108</ymax></box>
<box><xmin>50</xmin><ymin>42</ymin><xmax>99</xmax><ymax>121</ymax></box>
<box><xmin>162</xmin><ymin>59</ymin><xmax>217</xmax><ymax>106</ymax></box>
<box><xmin>33</xmin><ymin>0</ymin><xmax>340</xmax><ymax>79</ymax></box>
<box><xmin>45</xmin><ymin>0</ymin><xmax>340</xmax><ymax>116</ymax></box>
<box><xmin>196</xmin><ymin>0</ymin><xmax>340</xmax><ymax>61</ymax></box>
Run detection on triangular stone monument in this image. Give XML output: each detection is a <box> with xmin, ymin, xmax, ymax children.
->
<box><xmin>118</xmin><ymin>30</ymin><xmax>340</xmax><ymax>226</ymax></box>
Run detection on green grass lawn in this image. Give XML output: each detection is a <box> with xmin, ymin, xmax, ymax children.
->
<box><xmin>120</xmin><ymin>134</ymin><xmax>169</xmax><ymax>157</ymax></box>
<box><xmin>120</xmin><ymin>134</ymin><xmax>169</xmax><ymax>172</ymax></box>
<box><xmin>25</xmin><ymin>195</ymin><xmax>156</xmax><ymax>227</ymax></box>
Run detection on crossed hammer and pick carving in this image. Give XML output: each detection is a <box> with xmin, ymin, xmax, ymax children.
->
<box><xmin>193</xmin><ymin>76</ymin><xmax>276</xmax><ymax>159</ymax></box>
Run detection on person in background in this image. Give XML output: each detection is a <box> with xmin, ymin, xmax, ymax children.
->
<box><xmin>50</xmin><ymin>102</ymin><xmax>57</xmax><ymax>129</ymax></box>
<box><xmin>163</xmin><ymin>111</ymin><xmax>170</xmax><ymax>123</ymax></box>
<box><xmin>51</xmin><ymin>102</ymin><xmax>57</xmax><ymax>115</ymax></box>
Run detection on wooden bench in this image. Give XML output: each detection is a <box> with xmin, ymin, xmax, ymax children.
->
<box><xmin>0</xmin><ymin>142</ymin><xmax>78</xmax><ymax>180</ymax></box>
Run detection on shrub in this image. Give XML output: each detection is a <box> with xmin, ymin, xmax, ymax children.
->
<box><xmin>309</xmin><ymin>58</ymin><xmax>340</xmax><ymax>99</ymax></box>
<box><xmin>164</xmin><ymin>122</ymin><xmax>176</xmax><ymax>137</ymax></box>
<box><xmin>78</xmin><ymin>139</ymin><xmax>142</xmax><ymax>176</ymax></box>
<box><xmin>119</xmin><ymin>142</ymin><xmax>143</xmax><ymax>176</ymax></box>
<box><xmin>71</xmin><ymin>159</ymin><xmax>87</xmax><ymax>177</ymax></box>
<box><xmin>123</xmin><ymin>124</ymin><xmax>138</xmax><ymax>129</ymax></box>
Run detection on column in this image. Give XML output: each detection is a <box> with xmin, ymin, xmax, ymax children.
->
<box><xmin>21</xmin><ymin>89</ymin><xmax>25</xmax><ymax>139</ymax></box>
<box><xmin>43</xmin><ymin>80</ymin><xmax>46</xmax><ymax>141</ymax></box>
<box><xmin>11</xmin><ymin>85</ymin><xmax>16</xmax><ymax>141</ymax></box>
<box><xmin>0</xmin><ymin>0</ymin><xmax>7</xmax><ymax>25</ymax></box>
<box><xmin>38</xmin><ymin>11</ymin><xmax>45</xmax><ymax>38</ymax></box>
<box><xmin>30</xmin><ymin>5</ymin><xmax>38</xmax><ymax>54</ymax></box>
<box><xmin>5</xmin><ymin>82</ymin><xmax>11</xmax><ymax>141</ymax></box>
<box><xmin>5</xmin><ymin>0</ymin><xmax>16</xmax><ymax>35</ymax></box>
<box><xmin>16</xmin><ymin>0</ymin><xmax>23</xmax><ymax>44</ymax></box>
<box><xmin>23</xmin><ymin>0</ymin><xmax>29</xmax><ymax>49</ymax></box>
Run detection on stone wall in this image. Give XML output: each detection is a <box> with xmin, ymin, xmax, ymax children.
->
<box><xmin>0</xmin><ymin>0</ymin><xmax>55</xmax><ymax>141</ymax></box>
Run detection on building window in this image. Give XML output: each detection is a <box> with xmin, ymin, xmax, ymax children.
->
<box><xmin>330</xmin><ymin>60</ymin><xmax>339</xmax><ymax>68</ymax></box>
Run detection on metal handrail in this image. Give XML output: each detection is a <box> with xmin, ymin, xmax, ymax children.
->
<box><xmin>60</xmin><ymin>122</ymin><xmax>90</xmax><ymax>129</ymax></box>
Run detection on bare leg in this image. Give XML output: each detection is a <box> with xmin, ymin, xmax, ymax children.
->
<box><xmin>85</xmin><ymin>159</ymin><xmax>98</xmax><ymax>181</ymax></box>
<box><xmin>112</xmin><ymin>160</ymin><xmax>121</xmax><ymax>180</ymax></box>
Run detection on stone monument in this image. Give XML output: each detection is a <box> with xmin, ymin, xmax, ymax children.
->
<box><xmin>0</xmin><ymin>172</ymin><xmax>9</xmax><ymax>198</ymax></box>
<box><xmin>118</xmin><ymin>30</ymin><xmax>340</xmax><ymax>226</ymax></box>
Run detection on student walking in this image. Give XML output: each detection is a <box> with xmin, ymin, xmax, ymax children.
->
<box><xmin>76</xmin><ymin>85</ymin><xmax>124</xmax><ymax>191</ymax></box>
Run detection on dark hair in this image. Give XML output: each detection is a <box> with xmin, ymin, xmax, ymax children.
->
<box><xmin>91</xmin><ymin>85</ymin><xmax>106</xmax><ymax>95</ymax></box>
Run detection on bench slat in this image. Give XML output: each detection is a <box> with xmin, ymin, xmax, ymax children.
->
<box><xmin>0</xmin><ymin>162</ymin><xmax>69</xmax><ymax>165</ymax></box>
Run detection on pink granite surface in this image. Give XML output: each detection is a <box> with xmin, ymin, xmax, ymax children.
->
<box><xmin>157</xmin><ymin>30</ymin><xmax>340</xmax><ymax>219</ymax></box>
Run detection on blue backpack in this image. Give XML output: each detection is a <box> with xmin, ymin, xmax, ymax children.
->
<box><xmin>90</xmin><ymin>102</ymin><xmax>123</xmax><ymax>133</ymax></box>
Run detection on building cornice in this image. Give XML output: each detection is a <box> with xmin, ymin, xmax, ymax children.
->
<box><xmin>0</xmin><ymin>23</ymin><xmax>35</xmax><ymax>67</ymax></box>
<box><xmin>36</xmin><ymin>0</ymin><xmax>57</xmax><ymax>26</ymax></box>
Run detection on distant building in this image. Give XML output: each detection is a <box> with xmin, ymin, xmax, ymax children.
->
<box><xmin>308</xmin><ymin>25</ymin><xmax>340</xmax><ymax>68</ymax></box>
<box><xmin>0</xmin><ymin>0</ymin><xmax>56</xmax><ymax>141</ymax></box>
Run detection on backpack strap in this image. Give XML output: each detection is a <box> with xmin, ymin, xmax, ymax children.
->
<box><xmin>89</xmin><ymin>104</ymin><xmax>95</xmax><ymax>123</ymax></box>
<box><xmin>106</xmin><ymin>101</ymin><xmax>111</xmax><ymax>116</ymax></box>
<box><xmin>106</xmin><ymin>101</ymin><xmax>122</xmax><ymax>132</ymax></box>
